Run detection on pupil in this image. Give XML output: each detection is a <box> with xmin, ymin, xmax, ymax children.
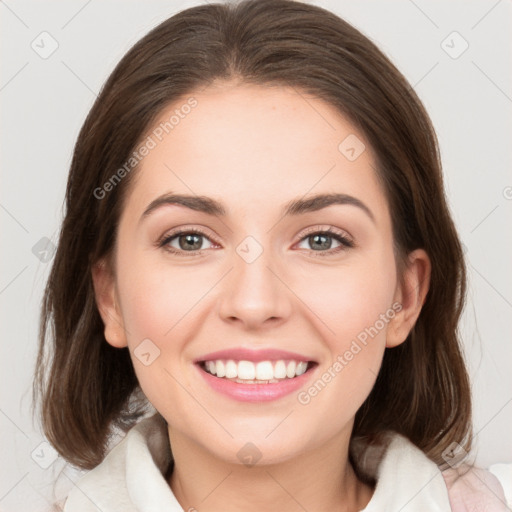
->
<box><xmin>179</xmin><ymin>234</ymin><xmax>202</xmax><ymax>250</ymax></box>
<box><xmin>310</xmin><ymin>234</ymin><xmax>331</xmax><ymax>250</ymax></box>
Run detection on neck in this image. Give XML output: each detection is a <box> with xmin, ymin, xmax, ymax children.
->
<box><xmin>168</xmin><ymin>428</ymin><xmax>374</xmax><ymax>512</ymax></box>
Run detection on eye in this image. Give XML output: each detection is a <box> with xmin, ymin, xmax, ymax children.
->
<box><xmin>158</xmin><ymin>228</ymin><xmax>217</xmax><ymax>256</ymax></box>
<box><xmin>295</xmin><ymin>227</ymin><xmax>354</xmax><ymax>256</ymax></box>
<box><xmin>157</xmin><ymin>226</ymin><xmax>354</xmax><ymax>257</ymax></box>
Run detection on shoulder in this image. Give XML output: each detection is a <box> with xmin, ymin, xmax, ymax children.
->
<box><xmin>352</xmin><ymin>432</ymin><xmax>511</xmax><ymax>512</ymax></box>
<box><xmin>442</xmin><ymin>463</ymin><xmax>511</xmax><ymax>512</ymax></box>
<box><xmin>62</xmin><ymin>413</ymin><xmax>175</xmax><ymax>511</ymax></box>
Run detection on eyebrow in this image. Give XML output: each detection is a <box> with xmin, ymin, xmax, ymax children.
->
<box><xmin>140</xmin><ymin>192</ymin><xmax>375</xmax><ymax>224</ymax></box>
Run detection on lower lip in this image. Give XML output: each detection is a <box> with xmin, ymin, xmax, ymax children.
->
<box><xmin>196</xmin><ymin>364</ymin><xmax>316</xmax><ymax>402</ymax></box>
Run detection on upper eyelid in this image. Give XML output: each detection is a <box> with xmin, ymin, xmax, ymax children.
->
<box><xmin>159</xmin><ymin>225</ymin><xmax>220</xmax><ymax>242</ymax></box>
<box><xmin>299</xmin><ymin>225</ymin><xmax>352</xmax><ymax>239</ymax></box>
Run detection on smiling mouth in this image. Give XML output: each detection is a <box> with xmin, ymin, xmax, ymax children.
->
<box><xmin>198</xmin><ymin>359</ymin><xmax>317</xmax><ymax>384</ymax></box>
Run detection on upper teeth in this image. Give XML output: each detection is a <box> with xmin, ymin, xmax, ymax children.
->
<box><xmin>204</xmin><ymin>360</ymin><xmax>309</xmax><ymax>381</ymax></box>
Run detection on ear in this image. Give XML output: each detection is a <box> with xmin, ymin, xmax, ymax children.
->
<box><xmin>91</xmin><ymin>258</ymin><xmax>128</xmax><ymax>348</ymax></box>
<box><xmin>386</xmin><ymin>249</ymin><xmax>431</xmax><ymax>348</ymax></box>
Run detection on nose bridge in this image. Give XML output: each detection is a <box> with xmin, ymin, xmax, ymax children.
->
<box><xmin>218</xmin><ymin>235</ymin><xmax>291</xmax><ymax>327</ymax></box>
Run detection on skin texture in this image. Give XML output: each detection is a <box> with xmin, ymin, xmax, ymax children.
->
<box><xmin>92</xmin><ymin>81</ymin><xmax>430</xmax><ymax>512</ymax></box>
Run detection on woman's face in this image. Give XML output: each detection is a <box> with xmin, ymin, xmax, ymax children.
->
<box><xmin>95</xmin><ymin>82</ymin><xmax>427</xmax><ymax>465</ymax></box>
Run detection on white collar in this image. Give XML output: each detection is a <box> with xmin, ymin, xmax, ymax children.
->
<box><xmin>63</xmin><ymin>413</ymin><xmax>452</xmax><ymax>512</ymax></box>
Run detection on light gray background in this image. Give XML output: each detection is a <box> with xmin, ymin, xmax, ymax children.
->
<box><xmin>1</xmin><ymin>0</ymin><xmax>511</xmax><ymax>510</ymax></box>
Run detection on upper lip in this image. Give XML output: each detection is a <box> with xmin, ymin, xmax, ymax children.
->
<box><xmin>195</xmin><ymin>348</ymin><xmax>316</xmax><ymax>363</ymax></box>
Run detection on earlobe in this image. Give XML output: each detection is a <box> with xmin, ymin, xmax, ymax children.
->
<box><xmin>386</xmin><ymin>249</ymin><xmax>431</xmax><ymax>348</ymax></box>
<box><xmin>91</xmin><ymin>258</ymin><xmax>128</xmax><ymax>348</ymax></box>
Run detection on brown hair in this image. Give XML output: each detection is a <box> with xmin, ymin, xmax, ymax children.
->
<box><xmin>33</xmin><ymin>0</ymin><xmax>471</xmax><ymax>470</ymax></box>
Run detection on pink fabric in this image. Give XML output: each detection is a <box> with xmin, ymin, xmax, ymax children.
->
<box><xmin>442</xmin><ymin>464</ymin><xmax>509</xmax><ymax>511</ymax></box>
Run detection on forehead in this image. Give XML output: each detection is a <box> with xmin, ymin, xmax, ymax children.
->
<box><xmin>122</xmin><ymin>83</ymin><xmax>388</xmax><ymax>222</ymax></box>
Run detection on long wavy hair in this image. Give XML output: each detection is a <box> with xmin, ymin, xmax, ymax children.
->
<box><xmin>33</xmin><ymin>0</ymin><xmax>471</xmax><ymax>470</ymax></box>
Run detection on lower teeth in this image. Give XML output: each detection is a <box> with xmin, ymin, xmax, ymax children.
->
<box><xmin>205</xmin><ymin>372</ymin><xmax>298</xmax><ymax>383</ymax></box>
<box><xmin>230</xmin><ymin>378</ymin><xmax>281</xmax><ymax>384</ymax></box>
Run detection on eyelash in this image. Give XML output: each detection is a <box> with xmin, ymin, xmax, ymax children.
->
<box><xmin>157</xmin><ymin>225</ymin><xmax>354</xmax><ymax>258</ymax></box>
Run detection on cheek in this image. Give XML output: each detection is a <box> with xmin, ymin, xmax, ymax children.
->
<box><xmin>293</xmin><ymin>252</ymin><xmax>397</xmax><ymax>350</ymax></box>
<box><xmin>291</xmin><ymin>251</ymin><xmax>397</xmax><ymax>407</ymax></box>
<box><xmin>116</xmin><ymin>251</ymin><xmax>214</xmax><ymax>345</ymax></box>
<box><xmin>114</xmin><ymin>252</ymin><xmax>208</xmax><ymax>417</ymax></box>
<box><xmin>297</xmin><ymin>265</ymin><xmax>395</xmax><ymax>420</ymax></box>
<box><xmin>114</xmin><ymin>249</ymin><xmax>224</xmax><ymax>403</ymax></box>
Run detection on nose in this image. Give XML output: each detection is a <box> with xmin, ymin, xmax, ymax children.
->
<box><xmin>218</xmin><ymin>243</ymin><xmax>292</xmax><ymax>330</ymax></box>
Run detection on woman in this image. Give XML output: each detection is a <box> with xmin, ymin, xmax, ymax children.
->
<box><xmin>34</xmin><ymin>0</ymin><xmax>509</xmax><ymax>510</ymax></box>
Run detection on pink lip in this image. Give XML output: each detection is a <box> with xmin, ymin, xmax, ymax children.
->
<box><xmin>195</xmin><ymin>363</ymin><xmax>317</xmax><ymax>402</ymax></box>
<box><xmin>194</xmin><ymin>348</ymin><xmax>314</xmax><ymax>363</ymax></box>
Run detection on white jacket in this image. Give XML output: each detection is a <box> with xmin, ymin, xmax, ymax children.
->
<box><xmin>61</xmin><ymin>413</ymin><xmax>510</xmax><ymax>511</ymax></box>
